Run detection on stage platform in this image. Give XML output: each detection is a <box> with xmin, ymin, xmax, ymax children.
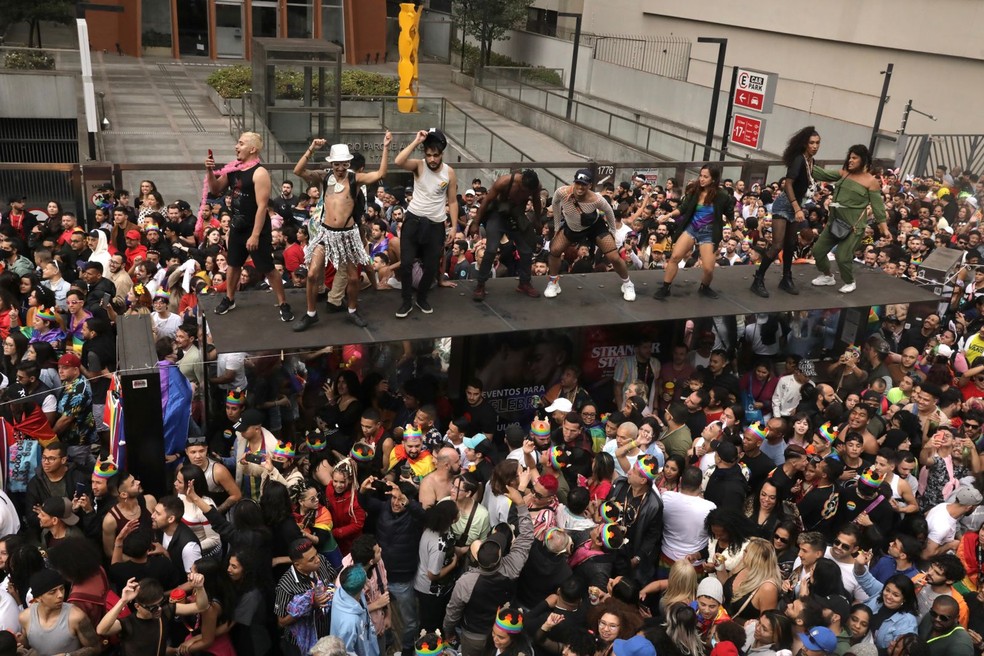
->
<box><xmin>200</xmin><ymin>267</ymin><xmax>939</xmax><ymax>353</ymax></box>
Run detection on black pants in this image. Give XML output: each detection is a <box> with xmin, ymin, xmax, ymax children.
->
<box><xmin>400</xmin><ymin>212</ymin><xmax>446</xmax><ymax>302</ymax></box>
<box><xmin>416</xmin><ymin>590</ymin><xmax>451</xmax><ymax>633</ymax></box>
<box><xmin>477</xmin><ymin>212</ymin><xmax>535</xmax><ymax>283</ymax></box>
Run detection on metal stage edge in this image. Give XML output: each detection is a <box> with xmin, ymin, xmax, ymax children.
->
<box><xmin>199</xmin><ymin>267</ymin><xmax>940</xmax><ymax>354</ymax></box>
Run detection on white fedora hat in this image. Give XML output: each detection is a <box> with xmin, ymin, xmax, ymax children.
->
<box><xmin>325</xmin><ymin>144</ymin><xmax>354</xmax><ymax>162</ymax></box>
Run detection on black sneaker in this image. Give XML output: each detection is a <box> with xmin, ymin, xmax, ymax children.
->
<box><xmin>698</xmin><ymin>284</ymin><xmax>720</xmax><ymax>299</ymax></box>
<box><xmin>778</xmin><ymin>276</ymin><xmax>800</xmax><ymax>295</ymax></box>
<box><xmin>293</xmin><ymin>313</ymin><xmax>318</xmax><ymax>332</ymax></box>
<box><xmin>750</xmin><ymin>277</ymin><xmax>769</xmax><ymax>298</ymax></box>
<box><xmin>325</xmin><ymin>301</ymin><xmax>345</xmax><ymax>314</ymax></box>
<box><xmin>279</xmin><ymin>303</ymin><xmax>294</xmax><ymax>322</ymax></box>
<box><xmin>214</xmin><ymin>296</ymin><xmax>235</xmax><ymax>315</ymax></box>
<box><xmin>415</xmin><ymin>298</ymin><xmax>434</xmax><ymax>314</ymax></box>
<box><xmin>395</xmin><ymin>300</ymin><xmax>413</xmax><ymax>318</ymax></box>
<box><xmin>653</xmin><ymin>285</ymin><xmax>671</xmax><ymax>301</ymax></box>
<box><xmin>347</xmin><ymin>311</ymin><xmax>368</xmax><ymax>328</ymax></box>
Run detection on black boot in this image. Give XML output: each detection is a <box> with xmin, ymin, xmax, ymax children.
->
<box><xmin>778</xmin><ymin>273</ymin><xmax>799</xmax><ymax>295</ymax></box>
<box><xmin>750</xmin><ymin>275</ymin><xmax>769</xmax><ymax>298</ymax></box>
<box><xmin>698</xmin><ymin>283</ymin><xmax>719</xmax><ymax>299</ymax></box>
<box><xmin>653</xmin><ymin>283</ymin><xmax>671</xmax><ymax>301</ymax></box>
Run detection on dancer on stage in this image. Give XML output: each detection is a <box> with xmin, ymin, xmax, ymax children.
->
<box><xmin>653</xmin><ymin>164</ymin><xmax>735</xmax><ymax>300</ymax></box>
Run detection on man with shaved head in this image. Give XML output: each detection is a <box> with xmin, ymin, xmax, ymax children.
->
<box><xmin>418</xmin><ymin>446</ymin><xmax>461</xmax><ymax>508</ymax></box>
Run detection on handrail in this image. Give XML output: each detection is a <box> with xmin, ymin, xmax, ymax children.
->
<box><xmin>479</xmin><ymin>68</ymin><xmax>731</xmax><ymax>161</ymax></box>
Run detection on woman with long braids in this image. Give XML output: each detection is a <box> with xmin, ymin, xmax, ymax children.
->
<box><xmin>810</xmin><ymin>144</ymin><xmax>891</xmax><ymax>294</ymax></box>
<box><xmin>654</xmin><ymin>164</ymin><xmax>735</xmax><ymax>300</ymax></box>
<box><xmin>751</xmin><ymin>126</ymin><xmax>822</xmax><ymax>298</ymax></box>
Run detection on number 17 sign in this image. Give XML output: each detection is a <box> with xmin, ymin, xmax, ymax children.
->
<box><xmin>731</xmin><ymin>114</ymin><xmax>765</xmax><ymax>150</ymax></box>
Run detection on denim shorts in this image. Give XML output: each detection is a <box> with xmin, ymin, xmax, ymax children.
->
<box><xmin>685</xmin><ymin>221</ymin><xmax>715</xmax><ymax>245</ymax></box>
<box><xmin>771</xmin><ymin>192</ymin><xmax>795</xmax><ymax>221</ymax></box>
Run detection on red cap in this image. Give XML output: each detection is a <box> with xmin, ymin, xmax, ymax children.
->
<box><xmin>538</xmin><ymin>473</ymin><xmax>559</xmax><ymax>495</ymax></box>
<box><xmin>125</xmin><ymin>229</ymin><xmax>141</xmax><ymax>240</ymax></box>
<box><xmin>57</xmin><ymin>353</ymin><xmax>81</xmax><ymax>368</ymax></box>
<box><xmin>169</xmin><ymin>588</ymin><xmax>187</xmax><ymax>603</ymax></box>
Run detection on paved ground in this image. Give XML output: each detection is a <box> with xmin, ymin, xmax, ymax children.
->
<box><xmin>4</xmin><ymin>21</ymin><xmax>582</xmax><ymax>203</ymax></box>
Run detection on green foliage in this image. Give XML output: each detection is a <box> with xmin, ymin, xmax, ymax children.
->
<box><xmin>3</xmin><ymin>49</ymin><xmax>55</xmax><ymax>70</ymax></box>
<box><xmin>451</xmin><ymin>38</ymin><xmax>562</xmax><ymax>85</ymax></box>
<box><xmin>0</xmin><ymin>0</ymin><xmax>74</xmax><ymax>47</ymax></box>
<box><xmin>207</xmin><ymin>65</ymin><xmax>399</xmax><ymax>100</ymax></box>
<box><xmin>142</xmin><ymin>30</ymin><xmax>172</xmax><ymax>48</ymax></box>
<box><xmin>452</xmin><ymin>0</ymin><xmax>533</xmax><ymax>66</ymax></box>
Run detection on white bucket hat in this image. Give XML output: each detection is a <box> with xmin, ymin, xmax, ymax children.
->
<box><xmin>325</xmin><ymin>144</ymin><xmax>354</xmax><ymax>163</ymax></box>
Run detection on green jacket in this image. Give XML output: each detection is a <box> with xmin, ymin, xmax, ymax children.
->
<box><xmin>813</xmin><ymin>166</ymin><xmax>887</xmax><ymax>232</ymax></box>
<box><xmin>672</xmin><ymin>187</ymin><xmax>735</xmax><ymax>245</ymax></box>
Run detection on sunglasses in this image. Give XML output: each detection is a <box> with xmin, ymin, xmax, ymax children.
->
<box><xmin>832</xmin><ymin>539</ymin><xmax>855</xmax><ymax>550</ymax></box>
<box><xmin>139</xmin><ymin>601</ymin><xmax>165</xmax><ymax>613</ymax></box>
<box><xmin>773</xmin><ymin>533</ymin><xmax>789</xmax><ymax>544</ymax></box>
<box><xmin>929</xmin><ymin>610</ymin><xmax>951</xmax><ymax>622</ymax></box>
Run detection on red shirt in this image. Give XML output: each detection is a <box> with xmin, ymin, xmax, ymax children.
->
<box><xmin>284</xmin><ymin>243</ymin><xmax>305</xmax><ymax>274</ymax></box>
<box><xmin>125</xmin><ymin>244</ymin><xmax>148</xmax><ymax>269</ymax></box>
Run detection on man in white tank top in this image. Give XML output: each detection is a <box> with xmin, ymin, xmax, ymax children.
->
<box><xmin>393</xmin><ymin>128</ymin><xmax>459</xmax><ymax>318</ymax></box>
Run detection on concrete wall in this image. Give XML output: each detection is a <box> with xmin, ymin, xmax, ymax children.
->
<box><xmin>569</xmin><ymin>0</ymin><xmax>984</xmax><ymax>135</ymax></box>
<box><xmin>0</xmin><ymin>71</ymin><xmax>79</xmax><ymax>119</ymax></box>
<box><xmin>460</xmin><ymin>28</ymin><xmax>593</xmax><ymax>88</ymax></box>
<box><xmin>420</xmin><ymin>9</ymin><xmax>452</xmax><ymax>61</ymax></box>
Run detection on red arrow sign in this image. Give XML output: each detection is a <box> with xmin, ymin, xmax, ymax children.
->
<box><xmin>734</xmin><ymin>89</ymin><xmax>764</xmax><ymax>112</ymax></box>
<box><xmin>731</xmin><ymin>114</ymin><xmax>763</xmax><ymax>149</ymax></box>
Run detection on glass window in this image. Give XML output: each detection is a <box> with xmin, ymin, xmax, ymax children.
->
<box><xmin>287</xmin><ymin>1</ymin><xmax>313</xmax><ymax>39</ymax></box>
<box><xmin>142</xmin><ymin>0</ymin><xmax>173</xmax><ymax>49</ymax></box>
<box><xmin>321</xmin><ymin>0</ymin><xmax>344</xmax><ymax>49</ymax></box>
<box><xmin>252</xmin><ymin>1</ymin><xmax>279</xmax><ymax>39</ymax></box>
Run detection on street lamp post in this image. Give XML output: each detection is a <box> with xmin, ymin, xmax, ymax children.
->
<box><xmin>869</xmin><ymin>63</ymin><xmax>894</xmax><ymax>155</ymax></box>
<box><xmin>697</xmin><ymin>37</ymin><xmax>727</xmax><ymax>162</ymax></box>
<box><xmin>557</xmin><ymin>12</ymin><xmax>583</xmax><ymax>121</ymax></box>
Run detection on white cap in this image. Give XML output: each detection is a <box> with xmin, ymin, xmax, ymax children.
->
<box><xmin>937</xmin><ymin>344</ymin><xmax>953</xmax><ymax>358</ymax></box>
<box><xmin>544</xmin><ymin>398</ymin><xmax>573</xmax><ymax>414</ymax></box>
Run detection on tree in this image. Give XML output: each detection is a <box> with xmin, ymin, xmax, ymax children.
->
<box><xmin>0</xmin><ymin>0</ymin><xmax>74</xmax><ymax>48</ymax></box>
<box><xmin>453</xmin><ymin>0</ymin><xmax>533</xmax><ymax>68</ymax></box>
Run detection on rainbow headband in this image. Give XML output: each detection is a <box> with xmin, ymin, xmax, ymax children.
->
<box><xmin>414</xmin><ymin>636</ymin><xmax>445</xmax><ymax>656</ymax></box>
<box><xmin>818</xmin><ymin>422</ymin><xmax>838</xmax><ymax>444</ymax></box>
<box><xmin>531</xmin><ymin>420</ymin><xmax>551</xmax><ymax>437</ymax></box>
<box><xmin>859</xmin><ymin>467</ymin><xmax>882</xmax><ymax>489</ymax></box>
<box><xmin>271</xmin><ymin>441</ymin><xmax>295</xmax><ymax>458</ymax></box>
<box><xmin>36</xmin><ymin>308</ymin><xmax>56</xmax><ymax>322</ymax></box>
<box><xmin>634</xmin><ymin>455</ymin><xmax>658</xmax><ymax>481</ymax></box>
<box><xmin>154</xmin><ymin>290</ymin><xmax>171</xmax><ymax>301</ymax></box>
<box><xmin>403</xmin><ymin>425</ymin><xmax>423</xmax><ymax>440</ymax></box>
<box><xmin>226</xmin><ymin>390</ymin><xmax>245</xmax><ymax>406</ymax></box>
<box><xmin>601</xmin><ymin>522</ymin><xmax>627</xmax><ymax>551</ymax></box>
<box><xmin>495</xmin><ymin>607</ymin><xmax>523</xmax><ymax>634</ymax></box>
<box><xmin>746</xmin><ymin>422</ymin><xmax>768</xmax><ymax>442</ymax></box>
<box><xmin>94</xmin><ymin>458</ymin><xmax>118</xmax><ymax>479</ymax></box>
<box><xmin>351</xmin><ymin>442</ymin><xmax>374</xmax><ymax>462</ymax></box>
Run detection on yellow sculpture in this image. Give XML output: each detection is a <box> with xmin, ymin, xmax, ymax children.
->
<box><xmin>397</xmin><ymin>3</ymin><xmax>422</xmax><ymax>113</ymax></box>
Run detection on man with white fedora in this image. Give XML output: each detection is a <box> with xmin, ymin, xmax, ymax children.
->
<box><xmin>292</xmin><ymin>133</ymin><xmax>392</xmax><ymax>330</ymax></box>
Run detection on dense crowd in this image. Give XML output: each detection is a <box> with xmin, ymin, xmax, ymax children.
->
<box><xmin>0</xmin><ymin>124</ymin><xmax>983</xmax><ymax>656</ymax></box>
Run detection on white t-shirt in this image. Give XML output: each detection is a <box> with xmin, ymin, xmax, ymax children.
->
<box><xmin>792</xmin><ymin>547</ymin><xmax>868</xmax><ymax>602</ymax></box>
<box><xmin>161</xmin><ymin>530</ymin><xmax>202</xmax><ymax>574</ymax></box>
<box><xmin>153</xmin><ymin>312</ymin><xmax>182</xmax><ymax>340</ymax></box>
<box><xmin>660</xmin><ymin>491</ymin><xmax>716</xmax><ymax>560</ymax></box>
<box><xmin>926</xmin><ymin>502</ymin><xmax>958</xmax><ymax>547</ymax></box>
<box><xmin>216</xmin><ymin>352</ymin><xmax>248</xmax><ymax>390</ymax></box>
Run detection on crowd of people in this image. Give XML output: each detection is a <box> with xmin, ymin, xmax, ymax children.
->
<box><xmin>0</xmin><ymin>122</ymin><xmax>983</xmax><ymax>656</ymax></box>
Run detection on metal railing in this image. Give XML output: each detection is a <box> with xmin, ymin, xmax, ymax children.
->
<box><xmin>584</xmin><ymin>34</ymin><xmax>691</xmax><ymax>80</ymax></box>
<box><xmin>478</xmin><ymin>67</ymin><xmax>730</xmax><ymax>162</ymax></box>
<box><xmin>895</xmin><ymin>133</ymin><xmax>984</xmax><ymax>179</ymax></box>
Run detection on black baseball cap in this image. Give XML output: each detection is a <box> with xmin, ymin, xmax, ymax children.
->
<box><xmin>573</xmin><ymin>169</ymin><xmax>593</xmax><ymax>185</ymax></box>
<box><xmin>233</xmin><ymin>408</ymin><xmax>264</xmax><ymax>431</ymax></box>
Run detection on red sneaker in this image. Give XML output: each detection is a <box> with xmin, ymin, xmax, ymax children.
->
<box><xmin>473</xmin><ymin>282</ymin><xmax>487</xmax><ymax>301</ymax></box>
<box><xmin>516</xmin><ymin>281</ymin><xmax>540</xmax><ymax>298</ymax></box>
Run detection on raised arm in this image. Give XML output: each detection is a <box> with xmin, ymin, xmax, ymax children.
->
<box><xmin>395</xmin><ymin>130</ymin><xmax>427</xmax><ymax>173</ymax></box>
<box><xmin>205</xmin><ymin>152</ymin><xmax>227</xmax><ymax>195</ymax></box>
<box><xmin>294</xmin><ymin>138</ymin><xmax>329</xmax><ymax>185</ymax></box>
<box><xmin>357</xmin><ymin>131</ymin><xmax>393</xmax><ymax>185</ymax></box>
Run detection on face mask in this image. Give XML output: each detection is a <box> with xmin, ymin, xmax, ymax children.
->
<box><xmin>0</xmin><ymin>249</ymin><xmax>12</xmax><ymax>259</ymax></box>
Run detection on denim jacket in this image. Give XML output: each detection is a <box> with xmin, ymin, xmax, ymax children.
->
<box><xmin>857</xmin><ymin>567</ymin><xmax>919</xmax><ymax>649</ymax></box>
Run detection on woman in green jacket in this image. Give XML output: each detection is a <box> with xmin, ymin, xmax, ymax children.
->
<box><xmin>810</xmin><ymin>144</ymin><xmax>891</xmax><ymax>294</ymax></box>
<box><xmin>654</xmin><ymin>164</ymin><xmax>735</xmax><ymax>300</ymax></box>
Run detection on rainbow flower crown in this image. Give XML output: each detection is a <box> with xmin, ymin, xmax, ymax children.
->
<box><xmin>818</xmin><ymin>422</ymin><xmax>839</xmax><ymax>444</ymax></box>
<box><xmin>271</xmin><ymin>441</ymin><xmax>295</xmax><ymax>458</ymax></box>
<box><xmin>746</xmin><ymin>422</ymin><xmax>768</xmax><ymax>441</ymax></box>
<box><xmin>226</xmin><ymin>390</ymin><xmax>245</xmax><ymax>406</ymax></box>
<box><xmin>94</xmin><ymin>457</ymin><xmax>119</xmax><ymax>479</ymax></box>
<box><xmin>403</xmin><ymin>425</ymin><xmax>423</xmax><ymax>440</ymax></box>
<box><xmin>495</xmin><ymin>605</ymin><xmax>523</xmax><ymax>634</ymax></box>
<box><xmin>305</xmin><ymin>429</ymin><xmax>327</xmax><ymax>452</ymax></box>
<box><xmin>36</xmin><ymin>308</ymin><xmax>56</xmax><ymax>322</ymax></box>
<box><xmin>858</xmin><ymin>467</ymin><xmax>883</xmax><ymax>489</ymax></box>
<box><xmin>634</xmin><ymin>454</ymin><xmax>658</xmax><ymax>481</ymax></box>
<box><xmin>414</xmin><ymin>632</ymin><xmax>445</xmax><ymax>656</ymax></box>
<box><xmin>531</xmin><ymin>420</ymin><xmax>551</xmax><ymax>437</ymax></box>
<box><xmin>351</xmin><ymin>442</ymin><xmax>374</xmax><ymax>462</ymax></box>
<box><xmin>599</xmin><ymin>500</ymin><xmax>623</xmax><ymax>523</ymax></box>
<box><xmin>154</xmin><ymin>290</ymin><xmax>170</xmax><ymax>301</ymax></box>
<box><xmin>550</xmin><ymin>446</ymin><xmax>570</xmax><ymax>469</ymax></box>
<box><xmin>601</xmin><ymin>522</ymin><xmax>628</xmax><ymax>551</ymax></box>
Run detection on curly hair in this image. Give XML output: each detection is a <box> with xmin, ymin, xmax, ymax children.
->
<box><xmin>587</xmin><ymin>600</ymin><xmax>643</xmax><ymax>641</ymax></box>
<box><xmin>782</xmin><ymin>126</ymin><xmax>819</xmax><ymax>167</ymax></box>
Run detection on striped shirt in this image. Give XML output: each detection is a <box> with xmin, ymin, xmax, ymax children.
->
<box><xmin>274</xmin><ymin>556</ymin><xmax>337</xmax><ymax>650</ymax></box>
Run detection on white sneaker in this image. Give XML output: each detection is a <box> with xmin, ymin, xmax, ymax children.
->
<box><xmin>544</xmin><ymin>280</ymin><xmax>561</xmax><ymax>298</ymax></box>
<box><xmin>621</xmin><ymin>280</ymin><xmax>636</xmax><ymax>301</ymax></box>
<box><xmin>812</xmin><ymin>274</ymin><xmax>836</xmax><ymax>286</ymax></box>
<box><xmin>839</xmin><ymin>282</ymin><xmax>857</xmax><ymax>293</ymax></box>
